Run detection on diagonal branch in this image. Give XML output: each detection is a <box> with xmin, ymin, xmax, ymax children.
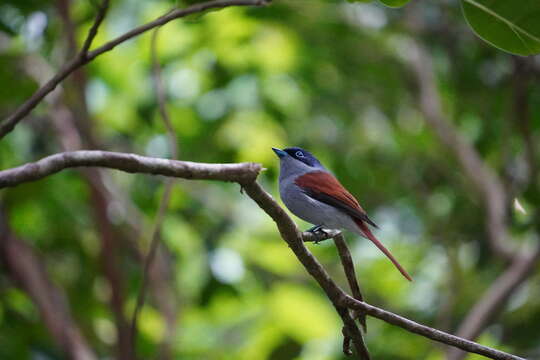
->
<box><xmin>334</xmin><ymin>234</ymin><xmax>367</xmax><ymax>332</ymax></box>
<box><xmin>130</xmin><ymin>182</ymin><xmax>175</xmax><ymax>350</ymax></box>
<box><xmin>26</xmin><ymin>45</ymin><xmax>131</xmax><ymax>359</ymax></box>
<box><xmin>341</xmin><ymin>295</ymin><xmax>524</xmax><ymax>360</ymax></box>
<box><xmin>446</xmin><ymin>245</ymin><xmax>540</xmax><ymax>360</ymax></box>
<box><xmin>334</xmin><ymin>234</ymin><xmax>369</xmax><ymax>358</ymax></box>
<box><xmin>80</xmin><ymin>0</ymin><xmax>110</xmax><ymax>56</ymax></box>
<box><xmin>241</xmin><ymin>182</ymin><xmax>370</xmax><ymax>358</ymax></box>
<box><xmin>130</xmin><ymin>26</ymin><xmax>180</xmax><ymax>357</ymax></box>
<box><xmin>0</xmin><ymin>152</ymin><xmax>525</xmax><ymax>360</ymax></box>
<box><xmin>406</xmin><ymin>41</ymin><xmax>515</xmax><ymax>261</ymax></box>
<box><xmin>0</xmin><ymin>209</ymin><xmax>97</xmax><ymax>360</ymax></box>
<box><xmin>0</xmin><ymin>0</ymin><xmax>270</xmax><ymax>140</ymax></box>
<box><xmin>337</xmin><ymin>306</ymin><xmax>370</xmax><ymax>359</ymax></box>
<box><xmin>511</xmin><ymin>57</ymin><xmax>537</xmax><ymax>187</ymax></box>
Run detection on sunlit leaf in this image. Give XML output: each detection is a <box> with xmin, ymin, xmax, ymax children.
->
<box><xmin>462</xmin><ymin>0</ymin><xmax>540</xmax><ymax>55</ymax></box>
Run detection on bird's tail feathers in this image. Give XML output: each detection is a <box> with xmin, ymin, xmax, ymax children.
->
<box><xmin>354</xmin><ymin>219</ymin><xmax>412</xmax><ymax>282</ymax></box>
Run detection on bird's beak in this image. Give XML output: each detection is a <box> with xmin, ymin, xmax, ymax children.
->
<box><xmin>272</xmin><ymin>148</ymin><xmax>287</xmax><ymax>158</ymax></box>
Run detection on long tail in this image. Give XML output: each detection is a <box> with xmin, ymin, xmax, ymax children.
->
<box><xmin>354</xmin><ymin>219</ymin><xmax>412</xmax><ymax>281</ymax></box>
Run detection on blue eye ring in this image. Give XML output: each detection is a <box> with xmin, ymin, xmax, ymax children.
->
<box><xmin>295</xmin><ymin>151</ymin><xmax>304</xmax><ymax>158</ymax></box>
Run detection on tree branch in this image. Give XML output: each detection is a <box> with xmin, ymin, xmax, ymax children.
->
<box><xmin>511</xmin><ymin>57</ymin><xmax>537</xmax><ymax>188</ymax></box>
<box><xmin>241</xmin><ymin>181</ymin><xmax>370</xmax><ymax>358</ymax></box>
<box><xmin>334</xmin><ymin>234</ymin><xmax>367</xmax><ymax>332</ymax></box>
<box><xmin>0</xmin><ymin>150</ymin><xmax>262</xmax><ymax>189</ymax></box>
<box><xmin>0</xmin><ymin>0</ymin><xmax>270</xmax><ymax>140</ymax></box>
<box><xmin>130</xmin><ymin>26</ymin><xmax>179</xmax><ymax>358</ymax></box>
<box><xmin>333</xmin><ymin>234</ymin><xmax>369</xmax><ymax>358</ymax></box>
<box><xmin>342</xmin><ymin>296</ymin><xmax>524</xmax><ymax>360</ymax></box>
<box><xmin>0</xmin><ymin>209</ymin><xmax>97</xmax><ymax>360</ymax></box>
<box><xmin>406</xmin><ymin>40</ymin><xmax>515</xmax><ymax>261</ymax></box>
<box><xmin>25</xmin><ymin>47</ymin><xmax>132</xmax><ymax>359</ymax></box>
<box><xmin>337</xmin><ymin>306</ymin><xmax>371</xmax><ymax>359</ymax></box>
<box><xmin>0</xmin><ymin>153</ymin><xmax>524</xmax><ymax>360</ymax></box>
<box><xmin>446</xmin><ymin>246</ymin><xmax>540</xmax><ymax>360</ymax></box>
<box><xmin>80</xmin><ymin>0</ymin><xmax>110</xmax><ymax>56</ymax></box>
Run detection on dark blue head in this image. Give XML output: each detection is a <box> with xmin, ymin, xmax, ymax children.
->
<box><xmin>272</xmin><ymin>147</ymin><xmax>324</xmax><ymax>169</ymax></box>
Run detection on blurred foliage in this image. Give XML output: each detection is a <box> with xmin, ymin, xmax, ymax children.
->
<box><xmin>349</xmin><ymin>0</ymin><xmax>540</xmax><ymax>56</ymax></box>
<box><xmin>0</xmin><ymin>0</ymin><xmax>539</xmax><ymax>359</ymax></box>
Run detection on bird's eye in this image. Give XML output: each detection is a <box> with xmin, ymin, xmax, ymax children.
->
<box><xmin>295</xmin><ymin>151</ymin><xmax>304</xmax><ymax>158</ymax></box>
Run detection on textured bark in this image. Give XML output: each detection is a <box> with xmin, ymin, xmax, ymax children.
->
<box><xmin>0</xmin><ymin>150</ymin><xmax>262</xmax><ymax>189</ymax></box>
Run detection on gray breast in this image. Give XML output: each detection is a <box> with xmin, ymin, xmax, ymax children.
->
<box><xmin>279</xmin><ymin>176</ymin><xmax>357</xmax><ymax>231</ymax></box>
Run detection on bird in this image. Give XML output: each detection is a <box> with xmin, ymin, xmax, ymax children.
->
<box><xmin>272</xmin><ymin>147</ymin><xmax>412</xmax><ymax>281</ymax></box>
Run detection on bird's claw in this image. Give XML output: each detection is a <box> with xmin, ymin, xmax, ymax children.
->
<box><xmin>307</xmin><ymin>225</ymin><xmax>329</xmax><ymax>244</ymax></box>
<box><xmin>307</xmin><ymin>224</ymin><xmax>324</xmax><ymax>233</ymax></box>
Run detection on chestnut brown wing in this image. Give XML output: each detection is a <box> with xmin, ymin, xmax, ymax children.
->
<box><xmin>295</xmin><ymin>171</ymin><xmax>378</xmax><ymax>228</ymax></box>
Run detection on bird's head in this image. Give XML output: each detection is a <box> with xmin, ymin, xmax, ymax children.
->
<box><xmin>272</xmin><ymin>147</ymin><xmax>325</xmax><ymax>176</ymax></box>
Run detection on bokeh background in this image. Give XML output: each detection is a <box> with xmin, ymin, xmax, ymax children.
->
<box><xmin>0</xmin><ymin>0</ymin><xmax>539</xmax><ymax>359</ymax></box>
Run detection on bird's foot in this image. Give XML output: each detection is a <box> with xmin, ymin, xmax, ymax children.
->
<box><xmin>306</xmin><ymin>225</ymin><xmax>329</xmax><ymax>244</ymax></box>
<box><xmin>307</xmin><ymin>224</ymin><xmax>324</xmax><ymax>233</ymax></box>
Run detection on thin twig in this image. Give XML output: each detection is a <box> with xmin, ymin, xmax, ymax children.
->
<box><xmin>130</xmin><ymin>181</ymin><xmax>175</xmax><ymax>350</ymax></box>
<box><xmin>336</xmin><ymin>307</ymin><xmax>371</xmax><ymax>359</ymax></box>
<box><xmin>333</xmin><ymin>234</ymin><xmax>367</xmax><ymax>332</ymax></box>
<box><xmin>150</xmin><ymin>27</ymin><xmax>178</xmax><ymax>160</ymax></box>
<box><xmin>80</xmin><ymin>0</ymin><xmax>110</xmax><ymax>56</ymax></box>
<box><xmin>0</xmin><ymin>0</ymin><xmax>270</xmax><ymax>140</ymax></box>
<box><xmin>130</xmin><ymin>26</ymin><xmax>179</xmax><ymax>357</ymax></box>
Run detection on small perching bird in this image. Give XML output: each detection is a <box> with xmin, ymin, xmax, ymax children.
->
<box><xmin>273</xmin><ymin>147</ymin><xmax>412</xmax><ymax>281</ymax></box>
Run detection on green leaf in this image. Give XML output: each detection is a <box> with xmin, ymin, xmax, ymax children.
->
<box><xmin>462</xmin><ymin>0</ymin><xmax>540</xmax><ymax>55</ymax></box>
<box><xmin>378</xmin><ymin>0</ymin><xmax>411</xmax><ymax>8</ymax></box>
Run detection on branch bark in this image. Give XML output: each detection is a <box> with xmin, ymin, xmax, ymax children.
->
<box><xmin>333</xmin><ymin>234</ymin><xmax>369</xmax><ymax>358</ymax></box>
<box><xmin>342</xmin><ymin>296</ymin><xmax>524</xmax><ymax>360</ymax></box>
<box><xmin>334</xmin><ymin>234</ymin><xmax>367</xmax><ymax>332</ymax></box>
<box><xmin>80</xmin><ymin>0</ymin><xmax>110</xmax><ymax>55</ymax></box>
<box><xmin>241</xmin><ymin>182</ymin><xmax>370</xmax><ymax>358</ymax></box>
<box><xmin>0</xmin><ymin>150</ymin><xmax>262</xmax><ymax>189</ymax></box>
<box><xmin>0</xmin><ymin>0</ymin><xmax>270</xmax><ymax>140</ymax></box>
<box><xmin>0</xmin><ymin>153</ymin><xmax>525</xmax><ymax>360</ymax></box>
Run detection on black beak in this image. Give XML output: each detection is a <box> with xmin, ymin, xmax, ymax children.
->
<box><xmin>272</xmin><ymin>148</ymin><xmax>287</xmax><ymax>158</ymax></box>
